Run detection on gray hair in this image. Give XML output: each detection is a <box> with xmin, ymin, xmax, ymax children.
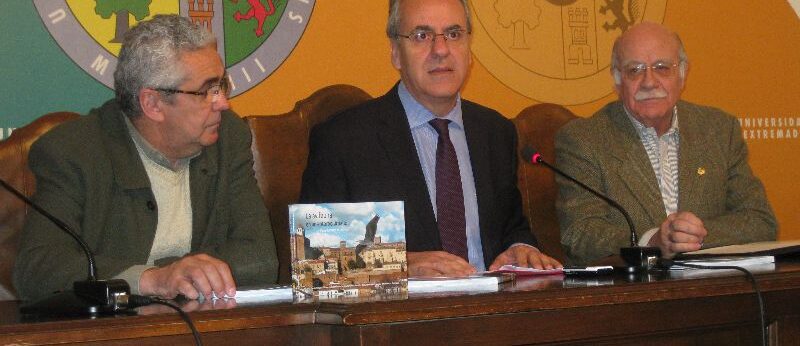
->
<box><xmin>386</xmin><ymin>0</ymin><xmax>472</xmax><ymax>38</ymax></box>
<box><xmin>611</xmin><ymin>30</ymin><xmax>688</xmax><ymax>85</ymax></box>
<box><xmin>114</xmin><ymin>14</ymin><xmax>216</xmax><ymax>117</ymax></box>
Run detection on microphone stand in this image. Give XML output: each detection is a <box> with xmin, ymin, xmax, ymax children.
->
<box><xmin>522</xmin><ymin>149</ymin><xmax>661</xmax><ymax>272</ymax></box>
<box><xmin>1</xmin><ymin>178</ymin><xmax>131</xmax><ymax>316</ymax></box>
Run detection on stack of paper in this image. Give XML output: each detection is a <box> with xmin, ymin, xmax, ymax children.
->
<box><xmin>212</xmin><ymin>285</ymin><xmax>294</xmax><ymax>304</ymax></box>
<box><xmin>684</xmin><ymin>240</ymin><xmax>800</xmax><ymax>256</ymax></box>
<box><xmin>673</xmin><ymin>255</ymin><xmax>775</xmax><ymax>268</ymax></box>
<box><xmin>408</xmin><ymin>273</ymin><xmax>513</xmax><ymax>293</ymax></box>
<box><xmin>668</xmin><ymin>256</ymin><xmax>776</xmax><ymax>278</ymax></box>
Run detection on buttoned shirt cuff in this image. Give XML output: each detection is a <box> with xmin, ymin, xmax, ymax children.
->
<box><xmin>509</xmin><ymin>242</ymin><xmax>541</xmax><ymax>253</ymax></box>
<box><xmin>638</xmin><ymin>228</ymin><xmax>659</xmax><ymax>247</ymax></box>
<box><xmin>113</xmin><ymin>265</ymin><xmax>156</xmax><ymax>295</ymax></box>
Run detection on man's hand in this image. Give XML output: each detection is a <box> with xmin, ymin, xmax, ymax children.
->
<box><xmin>488</xmin><ymin>245</ymin><xmax>562</xmax><ymax>271</ymax></box>
<box><xmin>407</xmin><ymin>251</ymin><xmax>477</xmax><ymax>277</ymax></box>
<box><xmin>139</xmin><ymin>253</ymin><xmax>236</xmax><ymax>300</ymax></box>
<box><xmin>650</xmin><ymin>211</ymin><xmax>707</xmax><ymax>259</ymax></box>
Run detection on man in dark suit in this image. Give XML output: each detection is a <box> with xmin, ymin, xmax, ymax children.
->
<box><xmin>301</xmin><ymin>0</ymin><xmax>561</xmax><ymax>276</ymax></box>
<box><xmin>555</xmin><ymin>22</ymin><xmax>777</xmax><ymax>265</ymax></box>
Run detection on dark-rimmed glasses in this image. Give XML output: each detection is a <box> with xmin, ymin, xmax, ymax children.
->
<box><xmin>154</xmin><ymin>77</ymin><xmax>230</xmax><ymax>103</ymax></box>
<box><xmin>396</xmin><ymin>28</ymin><xmax>470</xmax><ymax>45</ymax></box>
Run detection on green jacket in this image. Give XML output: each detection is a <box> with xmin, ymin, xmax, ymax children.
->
<box><xmin>555</xmin><ymin>100</ymin><xmax>777</xmax><ymax>265</ymax></box>
<box><xmin>14</xmin><ymin>100</ymin><xmax>278</xmax><ymax>300</ymax></box>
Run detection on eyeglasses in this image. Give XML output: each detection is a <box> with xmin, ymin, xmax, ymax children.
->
<box><xmin>154</xmin><ymin>77</ymin><xmax>230</xmax><ymax>103</ymax></box>
<box><xmin>619</xmin><ymin>61</ymin><xmax>679</xmax><ymax>80</ymax></box>
<box><xmin>396</xmin><ymin>28</ymin><xmax>470</xmax><ymax>45</ymax></box>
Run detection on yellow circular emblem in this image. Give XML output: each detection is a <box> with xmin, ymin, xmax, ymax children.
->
<box><xmin>470</xmin><ymin>0</ymin><xmax>667</xmax><ymax>105</ymax></box>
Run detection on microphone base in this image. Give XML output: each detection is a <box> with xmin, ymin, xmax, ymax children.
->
<box><xmin>19</xmin><ymin>291</ymin><xmax>135</xmax><ymax>318</ymax></box>
<box><xmin>20</xmin><ymin>279</ymin><xmax>132</xmax><ymax>318</ymax></box>
<box><xmin>620</xmin><ymin>246</ymin><xmax>662</xmax><ymax>272</ymax></box>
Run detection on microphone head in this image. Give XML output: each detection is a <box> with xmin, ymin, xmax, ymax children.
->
<box><xmin>521</xmin><ymin>146</ymin><xmax>542</xmax><ymax>164</ymax></box>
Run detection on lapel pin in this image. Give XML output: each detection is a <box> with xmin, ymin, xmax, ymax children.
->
<box><xmin>697</xmin><ymin>167</ymin><xmax>706</xmax><ymax>176</ymax></box>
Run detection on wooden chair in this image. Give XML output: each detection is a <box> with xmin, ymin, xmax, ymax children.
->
<box><xmin>0</xmin><ymin>112</ymin><xmax>80</xmax><ymax>300</ymax></box>
<box><xmin>513</xmin><ymin>103</ymin><xmax>578</xmax><ymax>264</ymax></box>
<box><xmin>246</xmin><ymin>84</ymin><xmax>372</xmax><ymax>284</ymax></box>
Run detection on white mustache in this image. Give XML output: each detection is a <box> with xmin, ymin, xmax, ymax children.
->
<box><xmin>634</xmin><ymin>89</ymin><xmax>667</xmax><ymax>101</ymax></box>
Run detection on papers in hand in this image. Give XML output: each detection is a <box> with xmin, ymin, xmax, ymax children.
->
<box><xmin>408</xmin><ymin>273</ymin><xmax>513</xmax><ymax>294</ymax></box>
<box><xmin>211</xmin><ymin>285</ymin><xmax>294</xmax><ymax>304</ymax></box>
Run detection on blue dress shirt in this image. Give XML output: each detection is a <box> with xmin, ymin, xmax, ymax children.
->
<box><xmin>397</xmin><ymin>82</ymin><xmax>486</xmax><ymax>270</ymax></box>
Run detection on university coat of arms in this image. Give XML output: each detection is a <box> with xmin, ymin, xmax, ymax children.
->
<box><xmin>34</xmin><ymin>0</ymin><xmax>315</xmax><ymax>98</ymax></box>
<box><xmin>470</xmin><ymin>0</ymin><xmax>666</xmax><ymax>105</ymax></box>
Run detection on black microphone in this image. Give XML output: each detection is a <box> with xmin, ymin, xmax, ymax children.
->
<box><xmin>520</xmin><ymin>146</ymin><xmax>661</xmax><ymax>272</ymax></box>
<box><xmin>0</xmin><ymin>177</ymin><xmax>132</xmax><ymax>315</ymax></box>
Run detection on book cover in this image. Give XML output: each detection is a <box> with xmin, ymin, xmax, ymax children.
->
<box><xmin>288</xmin><ymin>202</ymin><xmax>407</xmax><ymax>298</ymax></box>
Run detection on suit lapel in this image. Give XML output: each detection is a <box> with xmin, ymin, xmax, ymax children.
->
<box><xmin>461</xmin><ymin>102</ymin><xmax>493</xmax><ymax>251</ymax></box>
<box><xmin>374</xmin><ymin>86</ymin><xmax>441</xmax><ymax>248</ymax></box>
<box><xmin>189</xmin><ymin>138</ymin><xmax>218</xmax><ymax>249</ymax></box>
<box><xmin>98</xmin><ymin>102</ymin><xmax>157</xmax><ymax>259</ymax></box>
<box><xmin>676</xmin><ymin>102</ymin><xmax>704</xmax><ymax>212</ymax></box>
<box><xmin>606</xmin><ymin>104</ymin><xmax>666</xmax><ymax>226</ymax></box>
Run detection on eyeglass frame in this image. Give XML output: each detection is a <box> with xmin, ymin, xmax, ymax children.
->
<box><xmin>153</xmin><ymin>76</ymin><xmax>231</xmax><ymax>102</ymax></box>
<box><xmin>617</xmin><ymin>61</ymin><xmax>682</xmax><ymax>81</ymax></box>
<box><xmin>395</xmin><ymin>28</ymin><xmax>471</xmax><ymax>45</ymax></box>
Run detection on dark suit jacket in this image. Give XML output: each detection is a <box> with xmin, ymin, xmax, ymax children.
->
<box><xmin>300</xmin><ymin>85</ymin><xmax>537</xmax><ymax>265</ymax></box>
<box><xmin>555</xmin><ymin>100</ymin><xmax>777</xmax><ymax>265</ymax></box>
<box><xmin>14</xmin><ymin>99</ymin><xmax>278</xmax><ymax>300</ymax></box>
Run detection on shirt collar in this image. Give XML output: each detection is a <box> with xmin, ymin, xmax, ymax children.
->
<box><xmin>398</xmin><ymin>80</ymin><xmax>464</xmax><ymax>130</ymax></box>
<box><xmin>624</xmin><ymin>104</ymin><xmax>680</xmax><ymax>139</ymax></box>
<box><xmin>124</xmin><ymin>116</ymin><xmax>195</xmax><ymax>171</ymax></box>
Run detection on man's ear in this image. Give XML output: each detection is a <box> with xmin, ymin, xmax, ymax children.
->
<box><xmin>139</xmin><ymin>89</ymin><xmax>165</xmax><ymax>122</ymax></box>
<box><xmin>679</xmin><ymin>61</ymin><xmax>689</xmax><ymax>90</ymax></box>
<box><xmin>390</xmin><ymin>40</ymin><xmax>402</xmax><ymax>70</ymax></box>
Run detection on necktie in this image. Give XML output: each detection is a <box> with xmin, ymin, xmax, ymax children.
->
<box><xmin>429</xmin><ymin>119</ymin><xmax>468</xmax><ymax>260</ymax></box>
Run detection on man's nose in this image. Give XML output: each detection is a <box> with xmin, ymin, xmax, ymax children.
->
<box><xmin>640</xmin><ymin>67</ymin><xmax>658</xmax><ymax>87</ymax></box>
<box><xmin>213</xmin><ymin>93</ymin><xmax>230</xmax><ymax>111</ymax></box>
<box><xmin>430</xmin><ymin>34</ymin><xmax>451</xmax><ymax>57</ymax></box>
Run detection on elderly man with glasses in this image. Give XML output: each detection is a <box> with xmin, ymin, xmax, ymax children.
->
<box><xmin>300</xmin><ymin>0</ymin><xmax>561</xmax><ymax>277</ymax></box>
<box><xmin>14</xmin><ymin>15</ymin><xmax>278</xmax><ymax>301</ymax></box>
<box><xmin>555</xmin><ymin>22</ymin><xmax>777</xmax><ymax>265</ymax></box>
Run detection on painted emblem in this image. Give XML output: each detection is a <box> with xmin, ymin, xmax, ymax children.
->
<box><xmin>470</xmin><ymin>0</ymin><xmax>667</xmax><ymax>105</ymax></box>
<box><xmin>33</xmin><ymin>0</ymin><xmax>315</xmax><ymax>98</ymax></box>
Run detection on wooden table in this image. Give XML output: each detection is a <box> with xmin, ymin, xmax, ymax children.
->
<box><xmin>2</xmin><ymin>260</ymin><xmax>799</xmax><ymax>345</ymax></box>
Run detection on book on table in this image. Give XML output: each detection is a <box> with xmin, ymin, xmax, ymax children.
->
<box><xmin>288</xmin><ymin>201</ymin><xmax>407</xmax><ymax>299</ymax></box>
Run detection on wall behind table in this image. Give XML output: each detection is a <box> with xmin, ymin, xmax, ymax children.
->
<box><xmin>2</xmin><ymin>1</ymin><xmax>798</xmax><ymax>240</ymax></box>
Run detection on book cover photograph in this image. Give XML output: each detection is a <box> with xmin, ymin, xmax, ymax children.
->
<box><xmin>288</xmin><ymin>202</ymin><xmax>407</xmax><ymax>298</ymax></box>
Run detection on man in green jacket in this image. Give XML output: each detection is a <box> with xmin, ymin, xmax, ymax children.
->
<box><xmin>555</xmin><ymin>22</ymin><xmax>777</xmax><ymax>265</ymax></box>
<box><xmin>13</xmin><ymin>15</ymin><xmax>278</xmax><ymax>300</ymax></box>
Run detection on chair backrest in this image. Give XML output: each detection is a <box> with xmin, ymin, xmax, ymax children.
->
<box><xmin>246</xmin><ymin>84</ymin><xmax>372</xmax><ymax>284</ymax></box>
<box><xmin>513</xmin><ymin>103</ymin><xmax>578</xmax><ymax>264</ymax></box>
<box><xmin>0</xmin><ymin>112</ymin><xmax>81</xmax><ymax>300</ymax></box>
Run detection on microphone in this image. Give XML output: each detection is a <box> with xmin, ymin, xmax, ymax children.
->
<box><xmin>1</xmin><ymin>177</ymin><xmax>132</xmax><ymax>315</ymax></box>
<box><xmin>520</xmin><ymin>147</ymin><xmax>661</xmax><ymax>272</ymax></box>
